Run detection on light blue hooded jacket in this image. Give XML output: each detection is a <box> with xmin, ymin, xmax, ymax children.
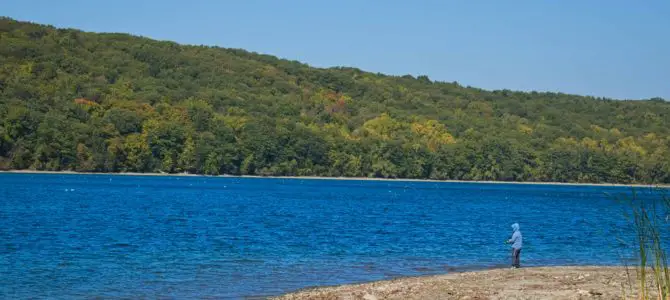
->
<box><xmin>508</xmin><ymin>223</ymin><xmax>523</xmax><ymax>249</ymax></box>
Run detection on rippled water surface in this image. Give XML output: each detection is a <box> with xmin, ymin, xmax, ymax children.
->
<box><xmin>0</xmin><ymin>174</ymin><xmax>664</xmax><ymax>298</ymax></box>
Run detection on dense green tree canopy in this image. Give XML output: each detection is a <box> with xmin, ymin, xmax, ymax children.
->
<box><xmin>1</xmin><ymin>17</ymin><xmax>669</xmax><ymax>183</ymax></box>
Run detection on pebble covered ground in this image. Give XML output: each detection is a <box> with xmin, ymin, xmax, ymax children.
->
<box><xmin>273</xmin><ymin>266</ymin><xmax>656</xmax><ymax>300</ymax></box>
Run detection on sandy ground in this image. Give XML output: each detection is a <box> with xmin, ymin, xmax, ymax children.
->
<box><xmin>1</xmin><ymin>170</ymin><xmax>666</xmax><ymax>188</ymax></box>
<box><xmin>272</xmin><ymin>266</ymin><xmax>655</xmax><ymax>300</ymax></box>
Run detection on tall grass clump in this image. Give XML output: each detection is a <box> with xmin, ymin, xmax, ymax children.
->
<box><xmin>615</xmin><ymin>188</ymin><xmax>670</xmax><ymax>299</ymax></box>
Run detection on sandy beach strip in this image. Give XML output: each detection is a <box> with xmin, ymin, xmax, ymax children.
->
<box><xmin>0</xmin><ymin>169</ymin><xmax>667</xmax><ymax>188</ymax></box>
<box><xmin>271</xmin><ymin>266</ymin><xmax>652</xmax><ymax>300</ymax></box>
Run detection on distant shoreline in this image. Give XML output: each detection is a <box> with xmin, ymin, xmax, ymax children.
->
<box><xmin>1</xmin><ymin>169</ymin><xmax>667</xmax><ymax>188</ymax></box>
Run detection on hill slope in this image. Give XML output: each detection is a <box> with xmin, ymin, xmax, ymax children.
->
<box><xmin>1</xmin><ymin>18</ymin><xmax>669</xmax><ymax>183</ymax></box>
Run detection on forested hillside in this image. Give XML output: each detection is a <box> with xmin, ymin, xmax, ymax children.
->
<box><xmin>1</xmin><ymin>18</ymin><xmax>669</xmax><ymax>183</ymax></box>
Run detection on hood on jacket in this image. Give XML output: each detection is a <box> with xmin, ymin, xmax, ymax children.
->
<box><xmin>511</xmin><ymin>223</ymin><xmax>520</xmax><ymax>232</ymax></box>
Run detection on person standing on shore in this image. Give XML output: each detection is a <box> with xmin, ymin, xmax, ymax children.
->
<box><xmin>507</xmin><ymin>223</ymin><xmax>523</xmax><ymax>268</ymax></box>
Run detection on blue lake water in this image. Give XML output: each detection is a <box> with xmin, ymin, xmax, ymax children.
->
<box><xmin>0</xmin><ymin>174</ymin><xmax>666</xmax><ymax>299</ymax></box>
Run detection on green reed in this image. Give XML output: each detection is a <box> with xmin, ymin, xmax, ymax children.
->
<box><xmin>614</xmin><ymin>188</ymin><xmax>669</xmax><ymax>299</ymax></box>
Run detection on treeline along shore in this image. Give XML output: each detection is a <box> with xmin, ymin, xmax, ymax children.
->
<box><xmin>1</xmin><ymin>18</ymin><xmax>670</xmax><ymax>184</ymax></box>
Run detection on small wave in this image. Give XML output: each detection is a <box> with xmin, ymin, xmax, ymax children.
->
<box><xmin>230</xmin><ymin>258</ymin><xmax>265</xmax><ymax>264</ymax></box>
<box><xmin>413</xmin><ymin>267</ymin><xmax>434</xmax><ymax>272</ymax></box>
<box><xmin>107</xmin><ymin>242</ymin><xmax>135</xmax><ymax>248</ymax></box>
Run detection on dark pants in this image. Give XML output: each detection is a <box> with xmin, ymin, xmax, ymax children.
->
<box><xmin>512</xmin><ymin>248</ymin><xmax>521</xmax><ymax>268</ymax></box>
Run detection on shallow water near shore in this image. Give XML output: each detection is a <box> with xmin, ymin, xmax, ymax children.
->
<box><xmin>0</xmin><ymin>173</ymin><xmax>665</xmax><ymax>298</ymax></box>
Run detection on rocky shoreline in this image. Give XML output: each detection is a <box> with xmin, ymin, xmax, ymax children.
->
<box><xmin>272</xmin><ymin>266</ymin><xmax>647</xmax><ymax>300</ymax></box>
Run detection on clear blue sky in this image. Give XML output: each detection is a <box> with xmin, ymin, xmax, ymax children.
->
<box><xmin>3</xmin><ymin>0</ymin><xmax>669</xmax><ymax>100</ymax></box>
